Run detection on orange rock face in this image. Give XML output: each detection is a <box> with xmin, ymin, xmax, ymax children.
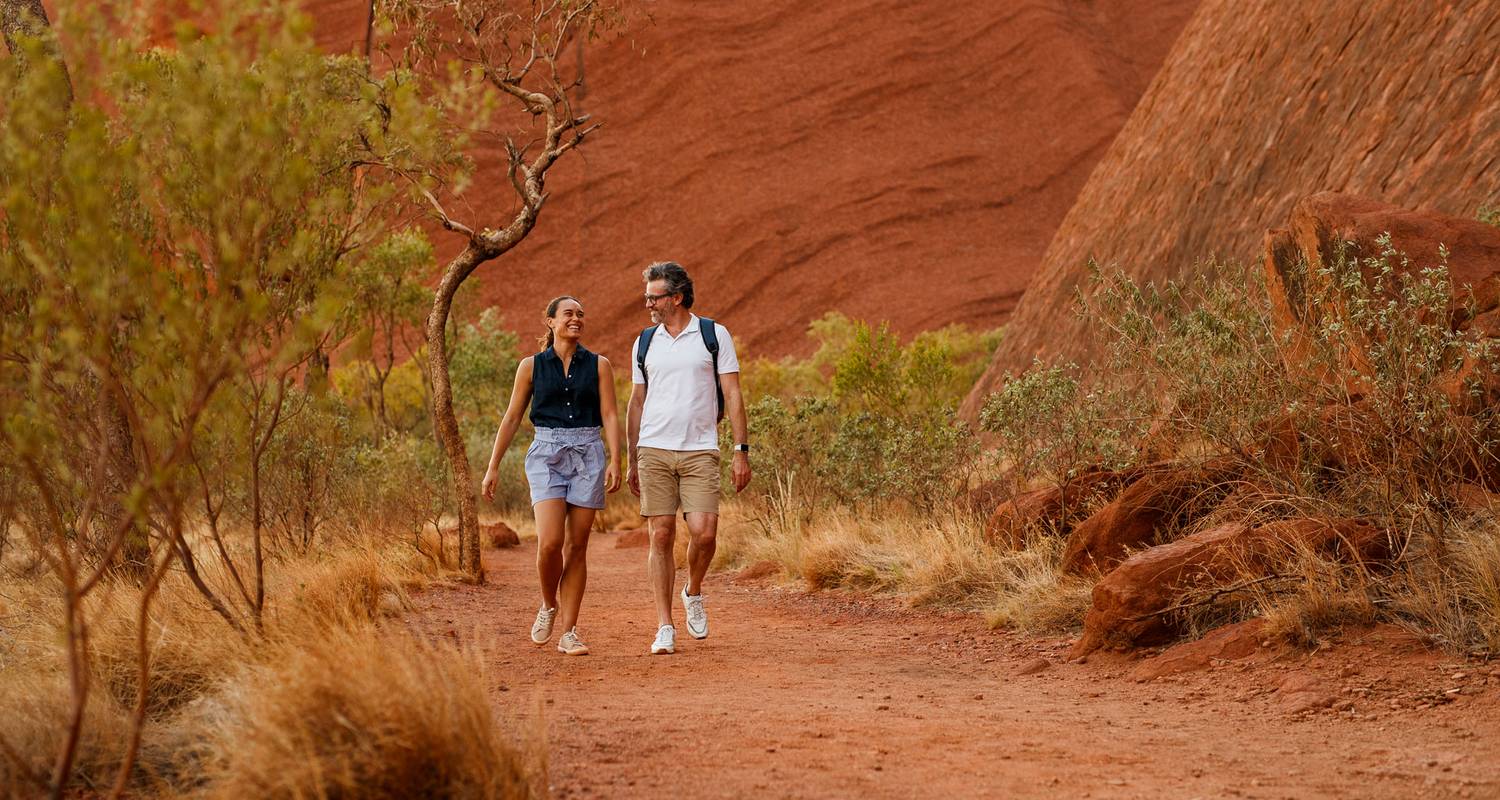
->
<box><xmin>967</xmin><ymin>1</ymin><xmax>1500</xmax><ymax>417</ymax></box>
<box><xmin>302</xmin><ymin>0</ymin><xmax>1196</xmax><ymax>360</ymax></box>
<box><xmin>984</xmin><ymin>467</ymin><xmax>1142</xmax><ymax>549</ymax></box>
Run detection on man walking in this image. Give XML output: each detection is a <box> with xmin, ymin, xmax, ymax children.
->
<box><xmin>627</xmin><ymin>261</ymin><xmax>752</xmax><ymax>655</ymax></box>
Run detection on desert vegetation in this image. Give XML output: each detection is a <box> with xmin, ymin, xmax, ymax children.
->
<box><xmin>0</xmin><ymin>0</ymin><xmax>627</xmax><ymax>795</ymax></box>
<box><xmin>721</xmin><ymin>203</ymin><xmax>1500</xmax><ymax>658</ymax></box>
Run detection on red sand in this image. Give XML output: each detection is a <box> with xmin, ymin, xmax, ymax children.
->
<box><xmin>304</xmin><ymin>0</ymin><xmax>1197</xmax><ymax>360</ymax></box>
<box><xmin>412</xmin><ymin>537</ymin><xmax>1500</xmax><ymax>799</ymax></box>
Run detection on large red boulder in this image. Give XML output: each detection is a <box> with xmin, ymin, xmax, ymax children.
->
<box><xmin>1070</xmin><ymin>517</ymin><xmax>1390</xmax><ymax>657</ymax></box>
<box><xmin>1059</xmin><ymin>461</ymin><xmax>1235</xmax><ymax>575</ymax></box>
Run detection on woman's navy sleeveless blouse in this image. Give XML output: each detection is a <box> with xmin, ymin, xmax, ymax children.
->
<box><xmin>530</xmin><ymin>345</ymin><xmax>603</xmax><ymax>428</ymax></box>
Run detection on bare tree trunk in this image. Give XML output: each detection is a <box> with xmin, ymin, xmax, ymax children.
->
<box><xmin>426</xmin><ymin>244</ymin><xmax>485</xmax><ymax>579</ymax></box>
<box><xmin>363</xmin><ymin>0</ymin><xmax>376</xmax><ymax>62</ymax></box>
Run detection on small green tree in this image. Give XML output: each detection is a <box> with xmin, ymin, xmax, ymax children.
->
<box><xmin>0</xmin><ymin>2</ymin><xmax>445</xmax><ymax>793</ymax></box>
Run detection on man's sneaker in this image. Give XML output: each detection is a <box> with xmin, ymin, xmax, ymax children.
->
<box><xmin>650</xmin><ymin>625</ymin><xmax>676</xmax><ymax>655</ymax></box>
<box><xmin>557</xmin><ymin>628</ymin><xmax>590</xmax><ymax>656</ymax></box>
<box><xmin>530</xmin><ymin>606</ymin><xmax>557</xmax><ymax>644</ymax></box>
<box><xmin>681</xmin><ymin>586</ymin><xmax>709</xmax><ymax>640</ymax></box>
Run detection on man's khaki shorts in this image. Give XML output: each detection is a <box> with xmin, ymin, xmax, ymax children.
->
<box><xmin>638</xmin><ymin>447</ymin><xmax>721</xmax><ymax>517</ymax></box>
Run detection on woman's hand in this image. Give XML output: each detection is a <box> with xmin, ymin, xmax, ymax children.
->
<box><xmin>605</xmin><ymin>461</ymin><xmax>621</xmax><ymax>494</ymax></box>
<box><xmin>481</xmin><ymin>468</ymin><xmax>499</xmax><ymax>501</ymax></box>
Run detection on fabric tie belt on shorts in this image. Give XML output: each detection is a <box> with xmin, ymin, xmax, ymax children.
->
<box><xmin>533</xmin><ymin>426</ymin><xmax>602</xmax><ymax>478</ymax></box>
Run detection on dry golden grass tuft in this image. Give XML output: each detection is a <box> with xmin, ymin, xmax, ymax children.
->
<box><xmin>717</xmin><ymin>500</ymin><xmax>1093</xmax><ymax>634</ymax></box>
<box><xmin>0</xmin><ymin>539</ymin><xmax>535</xmax><ymax>798</ymax></box>
<box><xmin>1389</xmin><ymin>520</ymin><xmax>1500</xmax><ymax>654</ymax></box>
<box><xmin>199</xmin><ymin>626</ymin><xmax>537</xmax><ymax>800</ymax></box>
<box><xmin>0</xmin><ymin>665</ymin><xmax>133</xmax><ymax>796</ymax></box>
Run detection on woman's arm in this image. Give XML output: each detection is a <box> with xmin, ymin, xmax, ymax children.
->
<box><xmin>481</xmin><ymin>357</ymin><xmax>534</xmax><ymax>500</ymax></box>
<box><xmin>598</xmin><ymin>356</ymin><xmax>622</xmax><ymax>493</ymax></box>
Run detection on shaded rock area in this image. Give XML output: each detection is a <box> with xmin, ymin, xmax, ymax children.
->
<box><xmin>967</xmin><ymin>1</ymin><xmax>1500</xmax><ymax>414</ymax></box>
<box><xmin>1263</xmin><ymin>192</ymin><xmax>1500</xmax><ymax>409</ymax></box>
<box><xmin>612</xmin><ymin>527</ymin><xmax>650</xmax><ymax>549</ymax></box>
<box><xmin>1070</xmin><ymin>518</ymin><xmax>1390</xmax><ymax>658</ymax></box>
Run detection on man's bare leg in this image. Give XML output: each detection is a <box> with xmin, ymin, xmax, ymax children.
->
<box><xmin>683</xmin><ymin>511</ymin><xmax>718</xmax><ymax>597</ymax></box>
<box><xmin>647</xmin><ymin>513</ymin><xmax>677</xmax><ymax>628</ymax></box>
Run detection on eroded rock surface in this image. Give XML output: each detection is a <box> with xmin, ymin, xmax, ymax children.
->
<box><xmin>968</xmin><ymin>1</ymin><xmax>1500</xmax><ymax>416</ymax></box>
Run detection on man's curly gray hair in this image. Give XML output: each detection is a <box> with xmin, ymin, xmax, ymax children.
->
<box><xmin>643</xmin><ymin>261</ymin><xmax>694</xmax><ymax>309</ymax></box>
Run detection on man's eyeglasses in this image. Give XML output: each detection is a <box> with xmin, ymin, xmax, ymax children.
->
<box><xmin>644</xmin><ymin>291</ymin><xmax>676</xmax><ymax>304</ymax></box>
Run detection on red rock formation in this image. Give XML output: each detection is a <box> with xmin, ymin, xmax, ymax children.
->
<box><xmin>1262</xmin><ymin>192</ymin><xmax>1500</xmax><ymax>407</ymax></box>
<box><xmin>302</xmin><ymin>0</ymin><xmax>1197</xmax><ymax>360</ymax></box>
<box><xmin>967</xmin><ymin>1</ymin><xmax>1500</xmax><ymax>417</ymax></box>
<box><xmin>984</xmin><ymin>467</ymin><xmax>1141</xmax><ymax>549</ymax></box>
<box><xmin>1070</xmin><ymin>517</ymin><xmax>1390</xmax><ymax>657</ymax></box>
<box><xmin>1127</xmin><ymin>617</ymin><xmax>1266</xmax><ymax>682</ymax></box>
<box><xmin>1059</xmin><ymin>460</ymin><xmax>1234</xmax><ymax>575</ymax></box>
<box><xmin>481</xmin><ymin>521</ymin><xmax>521</xmax><ymax>549</ymax></box>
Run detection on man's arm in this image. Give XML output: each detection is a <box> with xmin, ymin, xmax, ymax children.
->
<box><xmin>626</xmin><ymin>381</ymin><xmax>645</xmax><ymax>496</ymax></box>
<box><xmin>720</xmin><ymin>371</ymin><xmax>751</xmax><ymax>493</ymax></box>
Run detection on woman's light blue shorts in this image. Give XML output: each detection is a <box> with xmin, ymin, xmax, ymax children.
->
<box><xmin>524</xmin><ymin>427</ymin><xmax>606</xmax><ymax>509</ymax></box>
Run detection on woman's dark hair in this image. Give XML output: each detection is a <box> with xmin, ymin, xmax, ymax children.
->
<box><xmin>643</xmin><ymin>261</ymin><xmax>694</xmax><ymax>309</ymax></box>
<box><xmin>540</xmin><ymin>295</ymin><xmax>581</xmax><ymax>349</ymax></box>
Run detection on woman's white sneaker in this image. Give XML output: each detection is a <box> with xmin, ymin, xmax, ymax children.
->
<box><xmin>530</xmin><ymin>606</ymin><xmax>557</xmax><ymax>644</ymax></box>
<box><xmin>650</xmin><ymin>624</ymin><xmax>676</xmax><ymax>654</ymax></box>
<box><xmin>557</xmin><ymin>628</ymin><xmax>589</xmax><ymax>656</ymax></box>
<box><xmin>681</xmin><ymin>586</ymin><xmax>709</xmax><ymax>639</ymax></box>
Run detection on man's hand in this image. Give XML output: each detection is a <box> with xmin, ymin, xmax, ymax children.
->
<box><xmin>627</xmin><ymin>460</ymin><xmax>641</xmax><ymax>497</ymax></box>
<box><xmin>731</xmin><ymin>451</ymin><xmax>751</xmax><ymax>493</ymax></box>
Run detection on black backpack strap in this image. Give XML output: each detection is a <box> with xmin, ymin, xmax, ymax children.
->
<box><xmin>635</xmin><ymin>326</ymin><xmax>657</xmax><ymax>386</ymax></box>
<box><xmin>699</xmin><ymin>317</ymin><xmax>725</xmax><ymax>422</ymax></box>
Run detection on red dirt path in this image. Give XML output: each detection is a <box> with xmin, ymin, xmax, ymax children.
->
<box><xmin>410</xmin><ymin>535</ymin><xmax>1500</xmax><ymax>799</ymax></box>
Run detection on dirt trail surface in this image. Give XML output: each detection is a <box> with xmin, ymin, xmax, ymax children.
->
<box><xmin>411</xmin><ymin>538</ymin><xmax>1500</xmax><ymax>799</ymax></box>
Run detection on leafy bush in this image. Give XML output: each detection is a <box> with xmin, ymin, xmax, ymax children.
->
<box><xmin>737</xmin><ymin>313</ymin><xmax>999</xmax><ymax>512</ymax></box>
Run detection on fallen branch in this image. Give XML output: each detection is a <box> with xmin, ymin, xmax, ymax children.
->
<box><xmin>1123</xmin><ymin>573</ymin><xmax>1294</xmax><ymax>622</ymax></box>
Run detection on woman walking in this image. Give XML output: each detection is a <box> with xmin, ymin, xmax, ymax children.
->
<box><xmin>482</xmin><ymin>296</ymin><xmax>621</xmax><ymax>655</ymax></box>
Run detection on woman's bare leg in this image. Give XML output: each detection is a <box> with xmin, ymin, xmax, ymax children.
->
<box><xmin>534</xmin><ymin>499</ymin><xmax>567</xmax><ymax>609</ymax></box>
<box><xmin>556</xmin><ymin>504</ymin><xmax>596</xmax><ymax>632</ymax></box>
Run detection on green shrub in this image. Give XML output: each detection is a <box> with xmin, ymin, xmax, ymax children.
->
<box><xmin>737</xmin><ymin>313</ymin><xmax>998</xmax><ymax>512</ymax></box>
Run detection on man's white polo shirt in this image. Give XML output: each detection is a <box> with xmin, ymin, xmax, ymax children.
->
<box><xmin>632</xmin><ymin>314</ymin><xmax>739</xmax><ymax>451</ymax></box>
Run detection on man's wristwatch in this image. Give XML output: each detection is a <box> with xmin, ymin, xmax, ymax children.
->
<box><xmin>732</xmin><ymin>443</ymin><xmax>750</xmax><ymax>454</ymax></box>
